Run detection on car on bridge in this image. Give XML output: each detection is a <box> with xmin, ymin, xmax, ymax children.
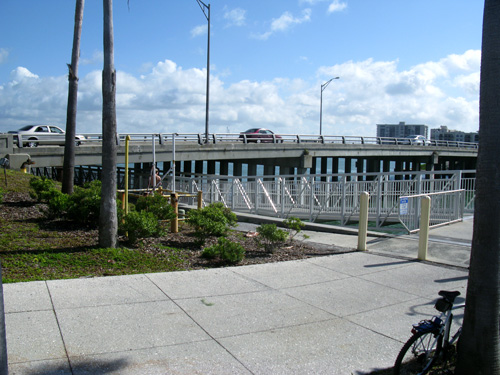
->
<box><xmin>403</xmin><ymin>135</ymin><xmax>431</xmax><ymax>145</ymax></box>
<box><xmin>239</xmin><ymin>128</ymin><xmax>283</xmax><ymax>143</ymax></box>
<box><xmin>8</xmin><ymin>125</ymin><xmax>86</xmax><ymax>147</ymax></box>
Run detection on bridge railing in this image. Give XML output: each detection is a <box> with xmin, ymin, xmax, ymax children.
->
<box><xmin>7</xmin><ymin>132</ymin><xmax>478</xmax><ymax>149</ymax></box>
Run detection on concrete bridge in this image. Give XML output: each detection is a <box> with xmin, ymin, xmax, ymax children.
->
<box><xmin>1</xmin><ymin>133</ymin><xmax>477</xmax><ymax>179</ymax></box>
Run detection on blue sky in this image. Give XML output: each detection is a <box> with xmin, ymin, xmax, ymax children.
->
<box><xmin>0</xmin><ymin>0</ymin><xmax>484</xmax><ymax>136</ymax></box>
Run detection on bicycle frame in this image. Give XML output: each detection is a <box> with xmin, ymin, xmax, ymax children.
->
<box><xmin>395</xmin><ymin>291</ymin><xmax>465</xmax><ymax>375</ymax></box>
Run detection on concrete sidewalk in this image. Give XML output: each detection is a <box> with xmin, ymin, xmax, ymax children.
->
<box><xmin>3</xmin><ymin>220</ymin><xmax>471</xmax><ymax>374</ymax></box>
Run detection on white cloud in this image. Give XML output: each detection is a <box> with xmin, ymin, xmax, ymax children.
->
<box><xmin>191</xmin><ymin>24</ymin><xmax>207</xmax><ymax>38</ymax></box>
<box><xmin>328</xmin><ymin>0</ymin><xmax>347</xmax><ymax>13</ymax></box>
<box><xmin>254</xmin><ymin>9</ymin><xmax>312</xmax><ymax>40</ymax></box>
<box><xmin>224</xmin><ymin>7</ymin><xmax>246</xmax><ymax>27</ymax></box>
<box><xmin>0</xmin><ymin>48</ymin><xmax>8</xmax><ymax>64</ymax></box>
<box><xmin>82</xmin><ymin>50</ymin><xmax>104</xmax><ymax>66</ymax></box>
<box><xmin>0</xmin><ymin>51</ymin><xmax>480</xmax><ymax>136</ymax></box>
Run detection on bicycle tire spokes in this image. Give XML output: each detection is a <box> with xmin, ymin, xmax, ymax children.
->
<box><xmin>394</xmin><ymin>331</ymin><xmax>442</xmax><ymax>375</ymax></box>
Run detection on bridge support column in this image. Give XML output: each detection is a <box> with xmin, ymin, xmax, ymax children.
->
<box><xmin>220</xmin><ymin>161</ymin><xmax>229</xmax><ymax>176</ymax></box>
<box><xmin>395</xmin><ymin>159</ymin><xmax>404</xmax><ymax>180</ymax></box>
<box><xmin>366</xmin><ymin>158</ymin><xmax>378</xmax><ymax>180</ymax></box>
<box><xmin>382</xmin><ymin>158</ymin><xmax>391</xmax><ymax>173</ymax></box>
<box><xmin>264</xmin><ymin>165</ymin><xmax>275</xmax><ymax>181</ymax></box>
<box><xmin>207</xmin><ymin>160</ymin><xmax>216</xmax><ymax>175</ymax></box>
<box><xmin>312</xmin><ymin>157</ymin><xmax>319</xmax><ymax>175</ymax></box>
<box><xmin>195</xmin><ymin>160</ymin><xmax>204</xmax><ymax>175</ymax></box>
<box><xmin>247</xmin><ymin>163</ymin><xmax>257</xmax><ymax>179</ymax></box>
<box><xmin>321</xmin><ymin>157</ymin><xmax>328</xmax><ymax>181</ymax></box>
<box><xmin>183</xmin><ymin>160</ymin><xmax>193</xmax><ymax>176</ymax></box>
<box><xmin>331</xmin><ymin>158</ymin><xmax>340</xmax><ymax>180</ymax></box>
<box><xmin>233</xmin><ymin>162</ymin><xmax>243</xmax><ymax>177</ymax></box>
<box><xmin>355</xmin><ymin>158</ymin><xmax>364</xmax><ymax>174</ymax></box>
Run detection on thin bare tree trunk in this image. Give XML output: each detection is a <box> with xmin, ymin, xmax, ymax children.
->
<box><xmin>455</xmin><ymin>0</ymin><xmax>500</xmax><ymax>373</ymax></box>
<box><xmin>99</xmin><ymin>0</ymin><xmax>118</xmax><ymax>248</ymax></box>
<box><xmin>62</xmin><ymin>0</ymin><xmax>85</xmax><ymax>194</ymax></box>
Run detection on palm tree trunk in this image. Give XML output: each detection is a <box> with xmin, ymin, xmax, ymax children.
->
<box><xmin>62</xmin><ymin>0</ymin><xmax>85</xmax><ymax>194</ymax></box>
<box><xmin>455</xmin><ymin>0</ymin><xmax>500</xmax><ymax>373</ymax></box>
<box><xmin>99</xmin><ymin>0</ymin><xmax>118</xmax><ymax>248</ymax></box>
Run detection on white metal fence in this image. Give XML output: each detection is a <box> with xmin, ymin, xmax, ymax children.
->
<box><xmin>398</xmin><ymin>190</ymin><xmax>465</xmax><ymax>233</ymax></box>
<box><xmin>164</xmin><ymin>170</ymin><xmax>475</xmax><ymax>230</ymax></box>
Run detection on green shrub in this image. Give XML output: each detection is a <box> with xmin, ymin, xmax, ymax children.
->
<box><xmin>135</xmin><ymin>193</ymin><xmax>176</xmax><ymax>221</ymax></box>
<box><xmin>46</xmin><ymin>190</ymin><xmax>71</xmax><ymax>218</ymax></box>
<box><xmin>283</xmin><ymin>216</ymin><xmax>306</xmax><ymax>240</ymax></box>
<box><xmin>202</xmin><ymin>237</ymin><xmax>245</xmax><ymax>263</ymax></box>
<box><xmin>65</xmin><ymin>181</ymin><xmax>102</xmax><ymax>227</ymax></box>
<box><xmin>0</xmin><ymin>188</ymin><xmax>4</xmax><ymax>204</ymax></box>
<box><xmin>186</xmin><ymin>202</ymin><xmax>237</xmax><ymax>245</ymax></box>
<box><xmin>119</xmin><ymin>210</ymin><xmax>165</xmax><ymax>243</ymax></box>
<box><xmin>255</xmin><ymin>223</ymin><xmax>289</xmax><ymax>253</ymax></box>
<box><xmin>29</xmin><ymin>176</ymin><xmax>57</xmax><ymax>202</ymax></box>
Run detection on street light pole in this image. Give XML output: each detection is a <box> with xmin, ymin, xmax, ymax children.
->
<box><xmin>320</xmin><ymin>76</ymin><xmax>339</xmax><ymax>135</ymax></box>
<box><xmin>196</xmin><ymin>0</ymin><xmax>210</xmax><ymax>144</ymax></box>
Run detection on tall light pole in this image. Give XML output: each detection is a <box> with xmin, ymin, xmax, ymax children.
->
<box><xmin>196</xmin><ymin>0</ymin><xmax>210</xmax><ymax>143</ymax></box>
<box><xmin>320</xmin><ymin>77</ymin><xmax>339</xmax><ymax>135</ymax></box>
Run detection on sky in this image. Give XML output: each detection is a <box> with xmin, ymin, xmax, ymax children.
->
<box><xmin>0</xmin><ymin>0</ymin><xmax>484</xmax><ymax>137</ymax></box>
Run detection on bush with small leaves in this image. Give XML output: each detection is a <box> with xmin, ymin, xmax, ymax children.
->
<box><xmin>119</xmin><ymin>210</ymin><xmax>165</xmax><ymax>243</ymax></box>
<box><xmin>29</xmin><ymin>176</ymin><xmax>57</xmax><ymax>202</ymax></box>
<box><xmin>283</xmin><ymin>216</ymin><xmax>306</xmax><ymax>240</ymax></box>
<box><xmin>202</xmin><ymin>237</ymin><xmax>245</xmax><ymax>263</ymax></box>
<box><xmin>65</xmin><ymin>181</ymin><xmax>102</xmax><ymax>227</ymax></box>
<box><xmin>255</xmin><ymin>223</ymin><xmax>289</xmax><ymax>253</ymax></box>
<box><xmin>186</xmin><ymin>202</ymin><xmax>237</xmax><ymax>245</ymax></box>
<box><xmin>135</xmin><ymin>193</ymin><xmax>176</xmax><ymax>221</ymax></box>
<box><xmin>46</xmin><ymin>190</ymin><xmax>71</xmax><ymax>218</ymax></box>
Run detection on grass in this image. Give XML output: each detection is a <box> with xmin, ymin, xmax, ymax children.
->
<box><xmin>0</xmin><ymin>247</ymin><xmax>188</xmax><ymax>283</ymax></box>
<box><xmin>0</xmin><ymin>169</ymin><xmax>190</xmax><ymax>283</ymax></box>
<box><xmin>0</xmin><ymin>169</ymin><xmax>322</xmax><ymax>283</ymax></box>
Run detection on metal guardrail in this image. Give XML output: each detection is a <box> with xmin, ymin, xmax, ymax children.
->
<box><xmin>9</xmin><ymin>132</ymin><xmax>479</xmax><ymax>149</ymax></box>
<box><xmin>161</xmin><ymin>170</ymin><xmax>475</xmax><ymax>229</ymax></box>
<box><xmin>398</xmin><ymin>189</ymin><xmax>465</xmax><ymax>233</ymax></box>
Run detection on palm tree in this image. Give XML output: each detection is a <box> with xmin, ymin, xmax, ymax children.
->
<box><xmin>99</xmin><ymin>0</ymin><xmax>118</xmax><ymax>248</ymax></box>
<box><xmin>62</xmin><ymin>0</ymin><xmax>85</xmax><ymax>194</ymax></box>
<box><xmin>455</xmin><ymin>0</ymin><xmax>500</xmax><ymax>373</ymax></box>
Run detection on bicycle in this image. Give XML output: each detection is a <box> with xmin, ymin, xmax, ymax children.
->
<box><xmin>393</xmin><ymin>290</ymin><xmax>465</xmax><ymax>375</ymax></box>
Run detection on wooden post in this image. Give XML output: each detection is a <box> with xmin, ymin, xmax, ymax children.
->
<box><xmin>197</xmin><ymin>191</ymin><xmax>203</xmax><ymax>210</ymax></box>
<box><xmin>171</xmin><ymin>193</ymin><xmax>179</xmax><ymax>233</ymax></box>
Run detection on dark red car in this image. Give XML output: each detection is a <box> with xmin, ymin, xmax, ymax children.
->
<box><xmin>239</xmin><ymin>128</ymin><xmax>283</xmax><ymax>143</ymax></box>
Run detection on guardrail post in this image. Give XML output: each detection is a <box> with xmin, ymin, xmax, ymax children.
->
<box><xmin>357</xmin><ymin>192</ymin><xmax>370</xmax><ymax>251</ymax></box>
<box><xmin>171</xmin><ymin>193</ymin><xmax>179</xmax><ymax>233</ymax></box>
<box><xmin>418</xmin><ymin>195</ymin><xmax>431</xmax><ymax>260</ymax></box>
<box><xmin>197</xmin><ymin>191</ymin><xmax>203</xmax><ymax>209</ymax></box>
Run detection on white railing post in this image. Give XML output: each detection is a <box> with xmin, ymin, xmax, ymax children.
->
<box><xmin>358</xmin><ymin>192</ymin><xmax>370</xmax><ymax>251</ymax></box>
<box><xmin>418</xmin><ymin>196</ymin><xmax>431</xmax><ymax>260</ymax></box>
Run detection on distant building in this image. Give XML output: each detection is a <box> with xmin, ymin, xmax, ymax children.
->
<box><xmin>430</xmin><ymin>126</ymin><xmax>479</xmax><ymax>143</ymax></box>
<box><xmin>376</xmin><ymin>122</ymin><xmax>428</xmax><ymax>138</ymax></box>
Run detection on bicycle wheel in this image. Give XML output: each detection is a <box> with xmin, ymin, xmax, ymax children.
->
<box><xmin>393</xmin><ymin>331</ymin><xmax>442</xmax><ymax>375</ymax></box>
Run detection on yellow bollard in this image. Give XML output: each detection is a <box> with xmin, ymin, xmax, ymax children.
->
<box><xmin>357</xmin><ymin>192</ymin><xmax>370</xmax><ymax>251</ymax></box>
<box><xmin>418</xmin><ymin>196</ymin><xmax>431</xmax><ymax>260</ymax></box>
